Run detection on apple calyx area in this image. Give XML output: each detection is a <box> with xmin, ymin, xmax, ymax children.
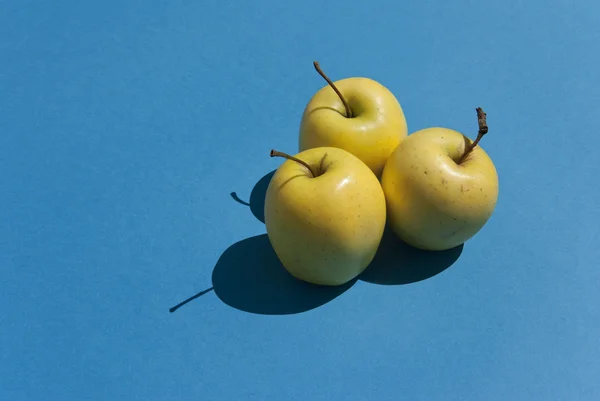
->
<box><xmin>313</xmin><ymin>61</ymin><xmax>354</xmax><ymax>118</ymax></box>
<box><xmin>270</xmin><ymin>149</ymin><xmax>328</xmax><ymax>178</ymax></box>
<box><xmin>458</xmin><ymin>107</ymin><xmax>488</xmax><ymax>164</ymax></box>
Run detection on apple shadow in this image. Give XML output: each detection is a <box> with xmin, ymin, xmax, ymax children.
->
<box><xmin>211</xmin><ymin>234</ymin><xmax>355</xmax><ymax>315</ymax></box>
<box><xmin>230</xmin><ymin>170</ymin><xmax>275</xmax><ymax>224</ymax></box>
<box><xmin>359</xmin><ymin>225</ymin><xmax>463</xmax><ymax>285</ymax></box>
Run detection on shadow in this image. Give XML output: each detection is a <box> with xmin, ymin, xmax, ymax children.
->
<box><xmin>359</xmin><ymin>225</ymin><xmax>463</xmax><ymax>285</ymax></box>
<box><xmin>230</xmin><ymin>170</ymin><xmax>275</xmax><ymax>224</ymax></box>
<box><xmin>230</xmin><ymin>192</ymin><xmax>249</xmax><ymax>206</ymax></box>
<box><xmin>169</xmin><ymin>287</ymin><xmax>214</xmax><ymax>313</ymax></box>
<box><xmin>211</xmin><ymin>234</ymin><xmax>355</xmax><ymax>315</ymax></box>
<box><xmin>308</xmin><ymin>106</ymin><xmax>346</xmax><ymax>117</ymax></box>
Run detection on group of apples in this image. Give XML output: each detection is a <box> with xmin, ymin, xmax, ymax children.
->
<box><xmin>263</xmin><ymin>61</ymin><xmax>499</xmax><ymax>286</ymax></box>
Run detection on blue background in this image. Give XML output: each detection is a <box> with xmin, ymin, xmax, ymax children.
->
<box><xmin>2</xmin><ymin>0</ymin><xmax>599</xmax><ymax>399</ymax></box>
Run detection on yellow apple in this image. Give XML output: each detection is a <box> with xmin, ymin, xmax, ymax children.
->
<box><xmin>298</xmin><ymin>61</ymin><xmax>408</xmax><ymax>178</ymax></box>
<box><xmin>381</xmin><ymin>112</ymin><xmax>499</xmax><ymax>251</ymax></box>
<box><xmin>264</xmin><ymin>146</ymin><xmax>386</xmax><ymax>286</ymax></box>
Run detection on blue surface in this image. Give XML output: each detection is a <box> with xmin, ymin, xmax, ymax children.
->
<box><xmin>2</xmin><ymin>0</ymin><xmax>599</xmax><ymax>399</ymax></box>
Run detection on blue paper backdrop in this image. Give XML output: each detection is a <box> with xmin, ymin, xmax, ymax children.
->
<box><xmin>2</xmin><ymin>0</ymin><xmax>599</xmax><ymax>399</ymax></box>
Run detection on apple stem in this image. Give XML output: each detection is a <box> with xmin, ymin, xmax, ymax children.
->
<box><xmin>270</xmin><ymin>149</ymin><xmax>318</xmax><ymax>178</ymax></box>
<box><xmin>313</xmin><ymin>61</ymin><xmax>353</xmax><ymax>118</ymax></box>
<box><xmin>458</xmin><ymin>107</ymin><xmax>488</xmax><ymax>164</ymax></box>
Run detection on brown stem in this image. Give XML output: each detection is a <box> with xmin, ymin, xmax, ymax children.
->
<box><xmin>458</xmin><ymin>107</ymin><xmax>488</xmax><ymax>164</ymax></box>
<box><xmin>270</xmin><ymin>149</ymin><xmax>318</xmax><ymax>178</ymax></box>
<box><xmin>313</xmin><ymin>61</ymin><xmax>353</xmax><ymax>118</ymax></box>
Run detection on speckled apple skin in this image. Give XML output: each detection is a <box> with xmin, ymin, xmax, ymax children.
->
<box><xmin>265</xmin><ymin>146</ymin><xmax>386</xmax><ymax>286</ymax></box>
<box><xmin>381</xmin><ymin>127</ymin><xmax>499</xmax><ymax>251</ymax></box>
<box><xmin>298</xmin><ymin>77</ymin><xmax>408</xmax><ymax>178</ymax></box>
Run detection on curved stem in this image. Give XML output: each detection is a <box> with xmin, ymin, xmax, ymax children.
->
<box><xmin>459</xmin><ymin>107</ymin><xmax>488</xmax><ymax>164</ymax></box>
<box><xmin>270</xmin><ymin>149</ymin><xmax>318</xmax><ymax>178</ymax></box>
<box><xmin>313</xmin><ymin>61</ymin><xmax>353</xmax><ymax>118</ymax></box>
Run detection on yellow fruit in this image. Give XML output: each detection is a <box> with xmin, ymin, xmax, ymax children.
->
<box><xmin>298</xmin><ymin>62</ymin><xmax>408</xmax><ymax>178</ymax></box>
<box><xmin>265</xmin><ymin>146</ymin><xmax>386</xmax><ymax>285</ymax></box>
<box><xmin>382</xmin><ymin>126</ymin><xmax>499</xmax><ymax>251</ymax></box>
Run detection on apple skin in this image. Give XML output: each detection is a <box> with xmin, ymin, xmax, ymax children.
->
<box><xmin>298</xmin><ymin>77</ymin><xmax>408</xmax><ymax>178</ymax></box>
<box><xmin>264</xmin><ymin>146</ymin><xmax>386</xmax><ymax>286</ymax></box>
<box><xmin>381</xmin><ymin>127</ymin><xmax>499</xmax><ymax>251</ymax></box>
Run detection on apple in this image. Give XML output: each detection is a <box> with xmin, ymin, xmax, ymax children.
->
<box><xmin>298</xmin><ymin>61</ymin><xmax>408</xmax><ymax>178</ymax></box>
<box><xmin>264</xmin><ymin>146</ymin><xmax>386</xmax><ymax>286</ymax></box>
<box><xmin>381</xmin><ymin>108</ymin><xmax>499</xmax><ymax>251</ymax></box>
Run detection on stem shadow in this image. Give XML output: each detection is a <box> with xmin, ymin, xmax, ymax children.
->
<box><xmin>308</xmin><ymin>106</ymin><xmax>346</xmax><ymax>117</ymax></box>
<box><xmin>230</xmin><ymin>170</ymin><xmax>275</xmax><ymax>224</ymax></box>
<box><xmin>169</xmin><ymin>287</ymin><xmax>214</xmax><ymax>313</ymax></box>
